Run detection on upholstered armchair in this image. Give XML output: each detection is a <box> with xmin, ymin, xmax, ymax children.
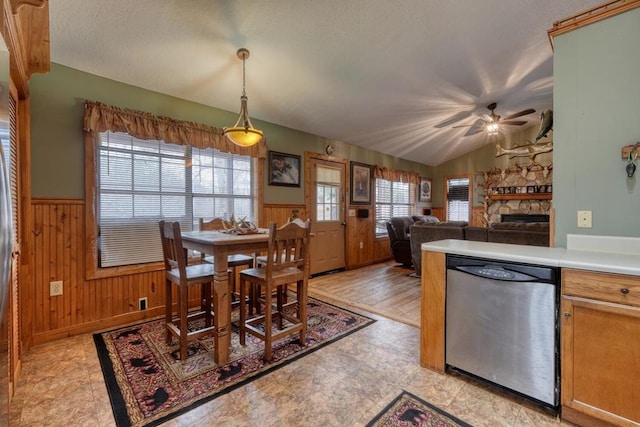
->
<box><xmin>386</xmin><ymin>215</ymin><xmax>439</xmax><ymax>266</ymax></box>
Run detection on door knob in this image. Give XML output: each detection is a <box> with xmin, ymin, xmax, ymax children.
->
<box><xmin>564</xmin><ymin>312</ymin><xmax>571</xmax><ymax>318</ymax></box>
<box><xmin>621</xmin><ymin>287</ymin><xmax>629</xmax><ymax>295</ymax></box>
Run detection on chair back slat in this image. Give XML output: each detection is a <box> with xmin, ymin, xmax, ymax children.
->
<box><xmin>158</xmin><ymin>220</ymin><xmax>188</xmax><ymax>277</ymax></box>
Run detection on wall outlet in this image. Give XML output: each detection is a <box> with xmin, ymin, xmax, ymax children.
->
<box><xmin>139</xmin><ymin>297</ymin><xmax>148</xmax><ymax>310</ymax></box>
<box><xmin>50</xmin><ymin>281</ymin><xmax>63</xmax><ymax>296</ymax></box>
<box><xmin>359</xmin><ymin>241</ymin><xmax>364</xmax><ymax>249</ymax></box>
<box><xmin>349</xmin><ymin>209</ymin><xmax>356</xmax><ymax>217</ymax></box>
<box><xmin>577</xmin><ymin>210</ymin><xmax>592</xmax><ymax>228</ymax></box>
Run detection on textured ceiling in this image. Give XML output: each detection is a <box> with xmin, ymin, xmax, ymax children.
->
<box><xmin>48</xmin><ymin>0</ymin><xmax>604</xmax><ymax>166</ymax></box>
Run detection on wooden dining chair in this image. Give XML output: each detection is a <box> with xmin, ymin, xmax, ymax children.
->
<box><xmin>159</xmin><ymin>220</ymin><xmax>216</xmax><ymax>360</ymax></box>
<box><xmin>238</xmin><ymin>220</ymin><xmax>311</xmax><ymax>361</ymax></box>
<box><xmin>198</xmin><ymin>217</ymin><xmax>254</xmax><ymax>306</ymax></box>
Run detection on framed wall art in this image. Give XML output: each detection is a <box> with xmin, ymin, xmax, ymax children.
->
<box><xmin>268</xmin><ymin>151</ymin><xmax>301</xmax><ymax>187</ymax></box>
<box><xmin>350</xmin><ymin>161</ymin><xmax>372</xmax><ymax>205</ymax></box>
<box><xmin>419</xmin><ymin>177</ymin><xmax>432</xmax><ymax>202</ymax></box>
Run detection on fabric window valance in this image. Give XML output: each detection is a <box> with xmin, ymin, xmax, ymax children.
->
<box><xmin>373</xmin><ymin>166</ymin><xmax>420</xmax><ymax>184</ymax></box>
<box><xmin>83</xmin><ymin>100</ymin><xmax>267</xmax><ymax>159</ymax></box>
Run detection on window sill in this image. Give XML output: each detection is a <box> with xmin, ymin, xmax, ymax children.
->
<box><xmin>86</xmin><ymin>261</ymin><xmax>164</xmax><ymax>281</ymax></box>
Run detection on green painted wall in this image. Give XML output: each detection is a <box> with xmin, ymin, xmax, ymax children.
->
<box><xmin>432</xmin><ymin>124</ymin><xmax>552</xmax><ymax>207</ymax></box>
<box><xmin>29</xmin><ymin>63</ymin><xmax>430</xmax><ymax>202</ymax></box>
<box><xmin>553</xmin><ymin>7</ymin><xmax>640</xmax><ymax>247</ymax></box>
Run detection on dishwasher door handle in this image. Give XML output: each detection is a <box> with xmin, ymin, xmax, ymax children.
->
<box><xmin>454</xmin><ymin>265</ymin><xmax>537</xmax><ymax>282</ymax></box>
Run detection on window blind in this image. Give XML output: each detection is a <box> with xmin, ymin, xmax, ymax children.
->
<box><xmin>446</xmin><ymin>177</ymin><xmax>470</xmax><ymax>221</ymax></box>
<box><xmin>97</xmin><ymin>131</ymin><xmax>254</xmax><ymax>268</ymax></box>
<box><xmin>375</xmin><ymin>178</ymin><xmax>413</xmax><ymax>235</ymax></box>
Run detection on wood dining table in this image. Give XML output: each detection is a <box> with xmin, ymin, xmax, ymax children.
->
<box><xmin>180</xmin><ymin>229</ymin><xmax>269</xmax><ymax>365</ymax></box>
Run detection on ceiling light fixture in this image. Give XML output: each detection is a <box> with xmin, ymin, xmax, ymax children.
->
<box><xmin>223</xmin><ymin>48</ymin><xmax>263</xmax><ymax>147</ymax></box>
<box><xmin>486</xmin><ymin>120</ymin><xmax>499</xmax><ymax>135</ymax></box>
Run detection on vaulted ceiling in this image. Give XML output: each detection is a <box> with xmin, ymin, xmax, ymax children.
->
<box><xmin>48</xmin><ymin>0</ymin><xmax>604</xmax><ymax>166</ymax></box>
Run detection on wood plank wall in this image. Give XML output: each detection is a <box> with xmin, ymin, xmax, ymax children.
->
<box><xmin>28</xmin><ymin>199</ymin><xmax>204</xmax><ymax>344</ymax></box>
<box><xmin>25</xmin><ymin>200</ymin><xmax>314</xmax><ymax>345</ymax></box>
<box><xmin>262</xmin><ymin>204</ymin><xmax>308</xmax><ymax>227</ymax></box>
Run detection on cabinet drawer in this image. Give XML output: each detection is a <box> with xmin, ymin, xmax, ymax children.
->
<box><xmin>563</xmin><ymin>269</ymin><xmax>640</xmax><ymax>307</ymax></box>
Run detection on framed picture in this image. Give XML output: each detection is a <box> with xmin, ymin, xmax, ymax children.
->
<box><xmin>350</xmin><ymin>161</ymin><xmax>372</xmax><ymax>205</ymax></box>
<box><xmin>268</xmin><ymin>151</ymin><xmax>301</xmax><ymax>187</ymax></box>
<box><xmin>418</xmin><ymin>177</ymin><xmax>432</xmax><ymax>202</ymax></box>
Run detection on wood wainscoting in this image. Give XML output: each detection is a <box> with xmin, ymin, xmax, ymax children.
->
<box><xmin>262</xmin><ymin>204</ymin><xmax>308</xmax><ymax>227</ymax></box>
<box><xmin>24</xmin><ymin>200</ymin><xmax>309</xmax><ymax>346</ymax></box>
<box><xmin>27</xmin><ymin>199</ymin><xmax>170</xmax><ymax>345</ymax></box>
<box><xmin>25</xmin><ymin>199</ymin><xmax>393</xmax><ymax>345</ymax></box>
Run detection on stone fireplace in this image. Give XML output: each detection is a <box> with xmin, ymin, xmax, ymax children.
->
<box><xmin>479</xmin><ymin>163</ymin><xmax>552</xmax><ymax>226</ymax></box>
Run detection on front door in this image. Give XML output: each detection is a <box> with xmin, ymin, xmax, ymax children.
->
<box><xmin>308</xmin><ymin>156</ymin><xmax>346</xmax><ymax>275</ymax></box>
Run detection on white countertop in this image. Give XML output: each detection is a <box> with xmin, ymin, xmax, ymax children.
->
<box><xmin>422</xmin><ymin>237</ymin><xmax>640</xmax><ymax>277</ymax></box>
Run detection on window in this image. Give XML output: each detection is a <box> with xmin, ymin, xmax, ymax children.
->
<box><xmin>97</xmin><ymin>131</ymin><xmax>254</xmax><ymax>268</ymax></box>
<box><xmin>375</xmin><ymin>178</ymin><xmax>414</xmax><ymax>235</ymax></box>
<box><xmin>445</xmin><ymin>176</ymin><xmax>471</xmax><ymax>221</ymax></box>
<box><xmin>316</xmin><ymin>165</ymin><xmax>341</xmax><ymax>221</ymax></box>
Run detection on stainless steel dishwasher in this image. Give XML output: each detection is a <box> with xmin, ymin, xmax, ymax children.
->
<box><xmin>445</xmin><ymin>254</ymin><xmax>560</xmax><ymax>408</ymax></box>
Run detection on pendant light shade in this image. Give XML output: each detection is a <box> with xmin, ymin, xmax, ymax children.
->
<box><xmin>223</xmin><ymin>48</ymin><xmax>263</xmax><ymax>147</ymax></box>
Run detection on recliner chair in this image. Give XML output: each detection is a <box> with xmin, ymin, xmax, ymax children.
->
<box><xmin>386</xmin><ymin>217</ymin><xmax>413</xmax><ymax>266</ymax></box>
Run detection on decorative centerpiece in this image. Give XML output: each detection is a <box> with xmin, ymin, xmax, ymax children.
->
<box><xmin>220</xmin><ymin>214</ymin><xmax>261</xmax><ymax>234</ymax></box>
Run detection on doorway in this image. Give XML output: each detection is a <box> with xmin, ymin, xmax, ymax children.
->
<box><xmin>306</xmin><ymin>154</ymin><xmax>346</xmax><ymax>276</ymax></box>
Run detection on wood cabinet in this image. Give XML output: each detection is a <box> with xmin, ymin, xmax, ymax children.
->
<box><xmin>561</xmin><ymin>269</ymin><xmax>640</xmax><ymax>427</ymax></box>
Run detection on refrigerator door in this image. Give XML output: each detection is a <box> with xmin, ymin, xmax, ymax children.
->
<box><xmin>0</xmin><ymin>45</ymin><xmax>10</xmax><ymax>322</ymax></box>
<box><xmin>0</xmin><ymin>141</ymin><xmax>10</xmax><ymax>320</ymax></box>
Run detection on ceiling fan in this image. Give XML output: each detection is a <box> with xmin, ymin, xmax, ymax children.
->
<box><xmin>453</xmin><ymin>102</ymin><xmax>536</xmax><ymax>137</ymax></box>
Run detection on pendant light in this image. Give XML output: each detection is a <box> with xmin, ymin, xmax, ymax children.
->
<box><xmin>223</xmin><ymin>48</ymin><xmax>263</xmax><ymax>147</ymax></box>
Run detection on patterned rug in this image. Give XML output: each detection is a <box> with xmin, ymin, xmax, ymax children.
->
<box><xmin>366</xmin><ymin>391</ymin><xmax>472</xmax><ymax>427</ymax></box>
<box><xmin>94</xmin><ymin>297</ymin><xmax>374</xmax><ymax>427</ymax></box>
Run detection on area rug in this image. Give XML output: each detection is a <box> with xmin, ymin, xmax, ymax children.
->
<box><xmin>94</xmin><ymin>297</ymin><xmax>374</xmax><ymax>427</ymax></box>
<box><xmin>366</xmin><ymin>390</ymin><xmax>472</xmax><ymax>427</ymax></box>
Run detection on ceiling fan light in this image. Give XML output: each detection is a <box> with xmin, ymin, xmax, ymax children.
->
<box><xmin>486</xmin><ymin>121</ymin><xmax>499</xmax><ymax>134</ymax></box>
<box><xmin>223</xmin><ymin>48</ymin><xmax>263</xmax><ymax>147</ymax></box>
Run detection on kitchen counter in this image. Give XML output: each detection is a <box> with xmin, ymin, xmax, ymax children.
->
<box><xmin>419</xmin><ymin>234</ymin><xmax>640</xmax><ymax>374</ymax></box>
<box><xmin>421</xmin><ymin>235</ymin><xmax>640</xmax><ymax>276</ymax></box>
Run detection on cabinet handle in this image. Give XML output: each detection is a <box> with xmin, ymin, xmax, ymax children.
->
<box><xmin>621</xmin><ymin>287</ymin><xmax>629</xmax><ymax>295</ymax></box>
<box><xmin>564</xmin><ymin>312</ymin><xmax>571</xmax><ymax>318</ymax></box>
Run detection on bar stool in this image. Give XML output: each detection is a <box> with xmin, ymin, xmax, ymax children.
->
<box><xmin>159</xmin><ymin>220</ymin><xmax>216</xmax><ymax>360</ymax></box>
<box><xmin>253</xmin><ymin>217</ymin><xmax>307</xmax><ymax>311</ymax></box>
<box><xmin>239</xmin><ymin>220</ymin><xmax>311</xmax><ymax>361</ymax></box>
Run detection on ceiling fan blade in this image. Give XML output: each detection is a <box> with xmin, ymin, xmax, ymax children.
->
<box><xmin>434</xmin><ymin>111</ymin><xmax>473</xmax><ymax>128</ymax></box>
<box><xmin>464</xmin><ymin>127</ymin><xmax>485</xmax><ymax>137</ymax></box>
<box><xmin>501</xmin><ymin>120</ymin><xmax>527</xmax><ymax>126</ymax></box>
<box><xmin>452</xmin><ymin>124</ymin><xmax>473</xmax><ymax>129</ymax></box>
<box><xmin>503</xmin><ymin>108</ymin><xmax>535</xmax><ymax>120</ymax></box>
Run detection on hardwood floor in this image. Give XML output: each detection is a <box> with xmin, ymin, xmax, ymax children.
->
<box><xmin>309</xmin><ymin>261</ymin><xmax>420</xmax><ymax>328</ymax></box>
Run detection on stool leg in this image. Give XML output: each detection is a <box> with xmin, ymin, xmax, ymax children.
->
<box><xmin>298</xmin><ymin>279</ymin><xmax>308</xmax><ymax>346</ymax></box>
<box><xmin>264</xmin><ymin>282</ymin><xmax>273</xmax><ymax>361</ymax></box>
<box><xmin>239</xmin><ymin>276</ymin><xmax>247</xmax><ymax>346</ymax></box>
<box><xmin>276</xmin><ymin>286</ymin><xmax>284</xmax><ymax>330</ymax></box>
<box><xmin>203</xmin><ymin>282</ymin><xmax>212</xmax><ymax>328</ymax></box>
<box><xmin>179</xmin><ymin>283</ymin><xmax>188</xmax><ymax>360</ymax></box>
<box><xmin>165</xmin><ymin>279</ymin><xmax>173</xmax><ymax>345</ymax></box>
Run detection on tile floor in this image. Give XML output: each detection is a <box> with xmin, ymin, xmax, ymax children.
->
<box><xmin>9</xmin><ymin>307</ymin><xmax>573</xmax><ymax>426</ymax></box>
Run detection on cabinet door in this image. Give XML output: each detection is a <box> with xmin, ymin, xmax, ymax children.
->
<box><xmin>562</xmin><ymin>296</ymin><xmax>640</xmax><ymax>426</ymax></box>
